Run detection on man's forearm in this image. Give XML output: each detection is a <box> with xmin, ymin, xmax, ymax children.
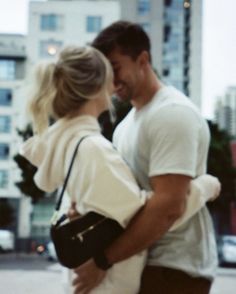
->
<box><xmin>105</xmin><ymin>194</ymin><xmax>184</xmax><ymax>264</ymax></box>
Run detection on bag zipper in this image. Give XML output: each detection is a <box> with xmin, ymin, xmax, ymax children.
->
<box><xmin>71</xmin><ymin>217</ymin><xmax>107</xmax><ymax>242</ymax></box>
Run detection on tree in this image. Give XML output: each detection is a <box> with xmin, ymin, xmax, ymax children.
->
<box><xmin>13</xmin><ymin>124</ymin><xmax>45</xmax><ymax>203</ymax></box>
<box><xmin>99</xmin><ymin>97</ymin><xmax>131</xmax><ymax>141</ymax></box>
<box><xmin>207</xmin><ymin>120</ymin><xmax>236</xmax><ymax>233</ymax></box>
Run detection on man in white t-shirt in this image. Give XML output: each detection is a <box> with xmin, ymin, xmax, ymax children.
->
<box><xmin>72</xmin><ymin>21</ymin><xmax>218</xmax><ymax>294</ymax></box>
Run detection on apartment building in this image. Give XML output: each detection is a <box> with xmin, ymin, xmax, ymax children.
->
<box><xmin>26</xmin><ymin>0</ymin><xmax>120</xmax><ymax>244</ymax></box>
<box><xmin>215</xmin><ymin>86</ymin><xmax>236</xmax><ymax>138</ymax></box>
<box><xmin>0</xmin><ymin>34</ymin><xmax>32</xmax><ymax>249</ymax></box>
<box><xmin>120</xmin><ymin>0</ymin><xmax>203</xmax><ymax>108</ymax></box>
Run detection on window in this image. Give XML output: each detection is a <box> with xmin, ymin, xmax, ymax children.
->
<box><xmin>0</xmin><ymin>143</ymin><xmax>10</xmax><ymax>160</ymax></box>
<box><xmin>86</xmin><ymin>16</ymin><xmax>102</xmax><ymax>33</ymax></box>
<box><xmin>165</xmin><ymin>0</ymin><xmax>172</xmax><ymax>6</ymax></box>
<box><xmin>0</xmin><ymin>60</ymin><xmax>15</xmax><ymax>80</ymax></box>
<box><xmin>164</xmin><ymin>25</ymin><xmax>171</xmax><ymax>42</ymax></box>
<box><xmin>163</xmin><ymin>68</ymin><xmax>170</xmax><ymax>76</ymax></box>
<box><xmin>0</xmin><ymin>170</ymin><xmax>8</xmax><ymax>189</ymax></box>
<box><xmin>40</xmin><ymin>14</ymin><xmax>63</xmax><ymax>31</ymax></box>
<box><xmin>184</xmin><ymin>66</ymin><xmax>189</xmax><ymax>76</ymax></box>
<box><xmin>40</xmin><ymin>40</ymin><xmax>63</xmax><ymax>58</ymax></box>
<box><xmin>0</xmin><ymin>89</ymin><xmax>12</xmax><ymax>106</ymax></box>
<box><xmin>138</xmin><ymin>0</ymin><xmax>150</xmax><ymax>16</ymax></box>
<box><xmin>0</xmin><ymin>116</ymin><xmax>11</xmax><ymax>133</ymax></box>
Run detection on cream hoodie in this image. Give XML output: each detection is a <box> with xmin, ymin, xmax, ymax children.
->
<box><xmin>20</xmin><ymin>115</ymin><xmax>147</xmax><ymax>228</ymax></box>
<box><xmin>20</xmin><ymin>115</ymin><xmax>219</xmax><ymax>229</ymax></box>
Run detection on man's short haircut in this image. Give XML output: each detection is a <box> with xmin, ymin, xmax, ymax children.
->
<box><xmin>92</xmin><ymin>21</ymin><xmax>152</xmax><ymax>63</ymax></box>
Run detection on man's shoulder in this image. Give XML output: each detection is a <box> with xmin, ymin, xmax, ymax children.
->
<box><xmin>152</xmin><ymin>86</ymin><xmax>199</xmax><ymax>113</ymax></box>
<box><xmin>146</xmin><ymin>87</ymin><xmax>203</xmax><ymax>125</ymax></box>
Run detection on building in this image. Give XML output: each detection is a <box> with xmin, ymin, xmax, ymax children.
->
<box><xmin>25</xmin><ymin>0</ymin><xmax>120</xmax><ymax>245</ymax></box>
<box><xmin>215</xmin><ymin>87</ymin><xmax>236</xmax><ymax>138</ymax></box>
<box><xmin>120</xmin><ymin>0</ymin><xmax>203</xmax><ymax>108</ymax></box>
<box><xmin>27</xmin><ymin>0</ymin><xmax>120</xmax><ymax>66</ymax></box>
<box><xmin>0</xmin><ymin>34</ymin><xmax>32</xmax><ymax>250</ymax></box>
<box><xmin>28</xmin><ymin>0</ymin><xmax>203</xmax><ymax>109</ymax></box>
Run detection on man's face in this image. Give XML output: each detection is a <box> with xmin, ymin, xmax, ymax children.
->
<box><xmin>107</xmin><ymin>49</ymin><xmax>143</xmax><ymax>102</ymax></box>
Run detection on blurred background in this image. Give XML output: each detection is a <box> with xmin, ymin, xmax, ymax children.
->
<box><xmin>0</xmin><ymin>0</ymin><xmax>236</xmax><ymax>293</ymax></box>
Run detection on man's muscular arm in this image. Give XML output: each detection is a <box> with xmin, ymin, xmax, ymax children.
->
<box><xmin>104</xmin><ymin>174</ymin><xmax>190</xmax><ymax>264</ymax></box>
<box><xmin>72</xmin><ymin>174</ymin><xmax>191</xmax><ymax>294</ymax></box>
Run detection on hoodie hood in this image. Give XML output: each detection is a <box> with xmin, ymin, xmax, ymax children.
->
<box><xmin>20</xmin><ymin>115</ymin><xmax>101</xmax><ymax>193</ymax></box>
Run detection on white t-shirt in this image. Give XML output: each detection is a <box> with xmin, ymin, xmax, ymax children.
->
<box><xmin>113</xmin><ymin>85</ymin><xmax>218</xmax><ymax>280</ymax></box>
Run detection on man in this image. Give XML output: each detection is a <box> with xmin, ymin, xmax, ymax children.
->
<box><xmin>72</xmin><ymin>21</ymin><xmax>218</xmax><ymax>294</ymax></box>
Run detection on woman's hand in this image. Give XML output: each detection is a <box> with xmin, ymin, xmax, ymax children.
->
<box><xmin>72</xmin><ymin>259</ymin><xmax>106</xmax><ymax>294</ymax></box>
<box><xmin>67</xmin><ymin>201</ymin><xmax>81</xmax><ymax>220</ymax></box>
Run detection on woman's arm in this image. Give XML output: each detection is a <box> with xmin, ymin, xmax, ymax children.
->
<box><xmin>169</xmin><ymin>174</ymin><xmax>221</xmax><ymax>231</ymax></box>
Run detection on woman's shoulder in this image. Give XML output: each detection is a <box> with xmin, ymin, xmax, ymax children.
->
<box><xmin>78</xmin><ymin>134</ymin><xmax>114</xmax><ymax>157</ymax></box>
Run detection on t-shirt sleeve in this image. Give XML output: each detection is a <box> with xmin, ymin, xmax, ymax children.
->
<box><xmin>147</xmin><ymin>105</ymin><xmax>201</xmax><ymax>178</ymax></box>
<box><xmin>74</xmin><ymin>136</ymin><xmax>146</xmax><ymax>228</ymax></box>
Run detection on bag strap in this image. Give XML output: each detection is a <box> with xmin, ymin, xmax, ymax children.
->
<box><xmin>55</xmin><ymin>136</ymin><xmax>89</xmax><ymax>212</ymax></box>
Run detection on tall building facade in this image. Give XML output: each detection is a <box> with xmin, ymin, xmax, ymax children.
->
<box><xmin>25</xmin><ymin>0</ymin><xmax>120</xmax><ymax>244</ymax></box>
<box><xmin>120</xmin><ymin>0</ymin><xmax>202</xmax><ymax>109</ymax></box>
<box><xmin>0</xmin><ymin>34</ymin><xmax>31</xmax><ymax>249</ymax></box>
<box><xmin>215</xmin><ymin>86</ymin><xmax>236</xmax><ymax>138</ymax></box>
<box><xmin>28</xmin><ymin>0</ymin><xmax>120</xmax><ymax>66</ymax></box>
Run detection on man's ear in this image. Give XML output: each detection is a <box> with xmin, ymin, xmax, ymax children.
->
<box><xmin>138</xmin><ymin>51</ymin><xmax>150</xmax><ymax>67</ymax></box>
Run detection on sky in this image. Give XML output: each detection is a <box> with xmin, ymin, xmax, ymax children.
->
<box><xmin>0</xmin><ymin>0</ymin><xmax>235</xmax><ymax>119</ymax></box>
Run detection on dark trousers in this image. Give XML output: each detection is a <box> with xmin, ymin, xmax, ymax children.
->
<box><xmin>139</xmin><ymin>266</ymin><xmax>212</xmax><ymax>294</ymax></box>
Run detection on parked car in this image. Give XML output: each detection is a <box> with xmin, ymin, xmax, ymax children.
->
<box><xmin>218</xmin><ymin>235</ymin><xmax>236</xmax><ymax>267</ymax></box>
<box><xmin>36</xmin><ymin>241</ymin><xmax>57</xmax><ymax>261</ymax></box>
<box><xmin>0</xmin><ymin>230</ymin><xmax>15</xmax><ymax>252</ymax></box>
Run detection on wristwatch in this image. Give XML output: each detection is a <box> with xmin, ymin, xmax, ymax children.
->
<box><xmin>94</xmin><ymin>251</ymin><xmax>113</xmax><ymax>270</ymax></box>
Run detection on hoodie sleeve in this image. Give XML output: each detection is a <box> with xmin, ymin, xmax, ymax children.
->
<box><xmin>19</xmin><ymin>136</ymin><xmax>45</xmax><ymax>167</ymax></box>
<box><xmin>19</xmin><ymin>136</ymin><xmax>61</xmax><ymax>193</ymax></box>
<box><xmin>68</xmin><ymin>136</ymin><xmax>148</xmax><ymax>228</ymax></box>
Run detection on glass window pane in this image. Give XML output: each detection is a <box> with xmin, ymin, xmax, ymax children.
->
<box><xmin>0</xmin><ymin>143</ymin><xmax>10</xmax><ymax>160</ymax></box>
<box><xmin>86</xmin><ymin>16</ymin><xmax>102</xmax><ymax>33</ymax></box>
<box><xmin>40</xmin><ymin>14</ymin><xmax>63</xmax><ymax>31</ymax></box>
<box><xmin>0</xmin><ymin>60</ymin><xmax>15</xmax><ymax>80</ymax></box>
<box><xmin>162</xmin><ymin>0</ymin><xmax>186</xmax><ymax>93</ymax></box>
<box><xmin>0</xmin><ymin>116</ymin><xmax>11</xmax><ymax>133</ymax></box>
<box><xmin>0</xmin><ymin>170</ymin><xmax>8</xmax><ymax>188</ymax></box>
<box><xmin>138</xmin><ymin>0</ymin><xmax>150</xmax><ymax>16</ymax></box>
<box><xmin>0</xmin><ymin>89</ymin><xmax>12</xmax><ymax>106</ymax></box>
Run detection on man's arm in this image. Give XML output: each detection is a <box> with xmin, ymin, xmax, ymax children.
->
<box><xmin>104</xmin><ymin>174</ymin><xmax>190</xmax><ymax>263</ymax></box>
<box><xmin>72</xmin><ymin>174</ymin><xmax>190</xmax><ymax>294</ymax></box>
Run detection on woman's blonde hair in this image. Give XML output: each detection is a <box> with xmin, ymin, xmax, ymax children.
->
<box><xmin>28</xmin><ymin>46</ymin><xmax>113</xmax><ymax>135</ymax></box>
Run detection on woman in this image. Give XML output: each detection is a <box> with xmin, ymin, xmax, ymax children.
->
<box><xmin>20</xmin><ymin>46</ymin><xmax>220</xmax><ymax>294</ymax></box>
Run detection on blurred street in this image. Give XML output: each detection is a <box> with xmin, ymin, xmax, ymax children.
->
<box><xmin>0</xmin><ymin>253</ymin><xmax>64</xmax><ymax>294</ymax></box>
<box><xmin>0</xmin><ymin>253</ymin><xmax>235</xmax><ymax>294</ymax></box>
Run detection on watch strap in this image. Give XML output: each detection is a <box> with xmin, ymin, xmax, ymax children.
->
<box><xmin>93</xmin><ymin>251</ymin><xmax>113</xmax><ymax>270</ymax></box>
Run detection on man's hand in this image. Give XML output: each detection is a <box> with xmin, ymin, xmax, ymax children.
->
<box><xmin>72</xmin><ymin>259</ymin><xmax>107</xmax><ymax>294</ymax></box>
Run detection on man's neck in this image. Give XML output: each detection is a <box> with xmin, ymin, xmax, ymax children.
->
<box><xmin>131</xmin><ymin>71</ymin><xmax>163</xmax><ymax>110</ymax></box>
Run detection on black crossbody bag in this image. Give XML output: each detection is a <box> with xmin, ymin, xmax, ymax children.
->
<box><xmin>50</xmin><ymin>136</ymin><xmax>124</xmax><ymax>269</ymax></box>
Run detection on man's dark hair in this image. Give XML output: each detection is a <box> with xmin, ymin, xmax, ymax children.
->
<box><xmin>92</xmin><ymin>21</ymin><xmax>152</xmax><ymax>63</ymax></box>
